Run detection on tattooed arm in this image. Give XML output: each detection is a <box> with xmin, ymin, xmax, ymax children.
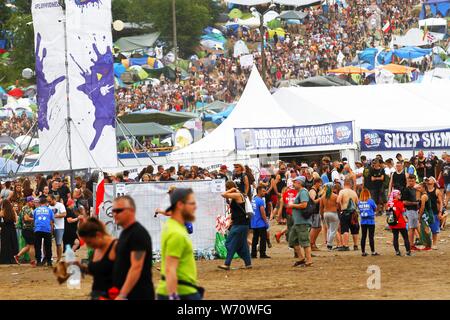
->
<box><xmin>116</xmin><ymin>251</ymin><xmax>146</xmax><ymax>300</ymax></box>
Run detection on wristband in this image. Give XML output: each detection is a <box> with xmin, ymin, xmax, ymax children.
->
<box><xmin>169</xmin><ymin>293</ymin><xmax>180</xmax><ymax>300</ymax></box>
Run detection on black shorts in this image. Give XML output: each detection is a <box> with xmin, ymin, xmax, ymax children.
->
<box><xmin>339</xmin><ymin>213</ymin><xmax>360</xmax><ymax>235</ymax></box>
<box><xmin>22</xmin><ymin>229</ymin><xmax>35</xmax><ymax>245</ymax></box>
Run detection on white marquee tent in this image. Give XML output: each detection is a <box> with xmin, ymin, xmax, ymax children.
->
<box><xmin>169</xmin><ymin>66</ymin><xmax>296</xmax><ymax>164</ymax></box>
<box><xmin>273</xmin><ymin>83</ymin><xmax>450</xmax><ymax>159</ymax></box>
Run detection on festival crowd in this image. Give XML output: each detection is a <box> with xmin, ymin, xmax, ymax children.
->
<box><xmin>115</xmin><ymin>0</ymin><xmax>437</xmax><ymax>114</ymax></box>
<box><xmin>0</xmin><ymin>149</ymin><xmax>449</xmax><ymax>300</ymax></box>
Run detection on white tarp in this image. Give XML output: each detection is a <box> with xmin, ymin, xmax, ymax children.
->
<box><xmin>66</xmin><ymin>0</ymin><xmax>118</xmax><ymax>169</ymax></box>
<box><xmin>392</xmin><ymin>28</ymin><xmax>442</xmax><ymax>47</ymax></box>
<box><xmin>233</xmin><ymin>40</ymin><xmax>250</xmax><ymax>57</ymax></box>
<box><xmin>31</xmin><ymin>0</ymin><xmax>69</xmax><ymax>172</ymax></box>
<box><xmin>419</xmin><ymin>18</ymin><xmax>447</xmax><ymax>27</ymax></box>
<box><xmin>98</xmin><ymin>180</ymin><xmax>226</xmax><ymax>252</ymax></box>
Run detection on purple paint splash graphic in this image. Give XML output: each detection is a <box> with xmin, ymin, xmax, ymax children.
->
<box><xmin>35</xmin><ymin>33</ymin><xmax>66</xmax><ymax>131</ymax></box>
<box><xmin>75</xmin><ymin>0</ymin><xmax>101</xmax><ymax>10</ymax></box>
<box><xmin>71</xmin><ymin>43</ymin><xmax>115</xmax><ymax>150</ymax></box>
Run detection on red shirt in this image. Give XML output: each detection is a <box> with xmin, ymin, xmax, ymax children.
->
<box><xmin>283</xmin><ymin>189</ymin><xmax>298</xmax><ymax>216</ymax></box>
<box><xmin>390</xmin><ymin>199</ymin><xmax>407</xmax><ymax>229</ymax></box>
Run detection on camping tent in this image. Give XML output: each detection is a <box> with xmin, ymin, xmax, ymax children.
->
<box><xmin>119</xmin><ymin>110</ymin><xmax>197</xmax><ymax>125</ymax></box>
<box><xmin>116</xmin><ymin>122</ymin><xmax>174</xmax><ymax>138</ymax></box>
<box><xmin>328</xmin><ymin>66</ymin><xmax>370</xmax><ymax>74</ymax></box>
<box><xmin>233</xmin><ymin>40</ymin><xmax>250</xmax><ymax>58</ymax></box>
<box><xmin>115</xmin><ymin>33</ymin><xmax>161</xmax><ymax>52</ymax></box>
<box><xmin>169</xmin><ymin>66</ymin><xmax>296</xmax><ymax>163</ymax></box>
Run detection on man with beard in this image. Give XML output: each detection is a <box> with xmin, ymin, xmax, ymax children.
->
<box><xmin>157</xmin><ymin>188</ymin><xmax>202</xmax><ymax>300</ymax></box>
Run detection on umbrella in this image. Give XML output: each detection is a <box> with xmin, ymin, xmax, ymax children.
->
<box><xmin>378</xmin><ymin>64</ymin><xmax>416</xmax><ymax>75</ymax></box>
<box><xmin>327</xmin><ymin>66</ymin><xmax>371</xmax><ymax>74</ymax></box>
<box><xmin>228</xmin><ymin>8</ymin><xmax>242</xmax><ymax>19</ymax></box>
<box><xmin>7</xmin><ymin>88</ymin><xmax>24</xmax><ymax>99</ymax></box>
<box><xmin>279</xmin><ymin>11</ymin><xmax>308</xmax><ymax>20</ymax></box>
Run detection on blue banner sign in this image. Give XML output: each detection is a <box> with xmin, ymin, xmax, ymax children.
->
<box><xmin>361</xmin><ymin>128</ymin><xmax>450</xmax><ymax>151</ymax></box>
<box><xmin>234</xmin><ymin>121</ymin><xmax>353</xmax><ymax>152</ymax></box>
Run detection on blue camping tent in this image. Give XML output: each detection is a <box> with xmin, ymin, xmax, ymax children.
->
<box><xmin>392</xmin><ymin>47</ymin><xmax>432</xmax><ymax>60</ymax></box>
<box><xmin>114</xmin><ymin>63</ymin><xmax>126</xmax><ymax>78</ymax></box>
<box><xmin>420</xmin><ymin>0</ymin><xmax>450</xmax><ymax>18</ymax></box>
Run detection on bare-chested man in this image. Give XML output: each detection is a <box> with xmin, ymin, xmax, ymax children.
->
<box><xmin>336</xmin><ymin>178</ymin><xmax>359</xmax><ymax>251</ymax></box>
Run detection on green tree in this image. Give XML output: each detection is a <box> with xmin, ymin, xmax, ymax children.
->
<box><xmin>150</xmin><ymin>0</ymin><xmax>214</xmax><ymax>57</ymax></box>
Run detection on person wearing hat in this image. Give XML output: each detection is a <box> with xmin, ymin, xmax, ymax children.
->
<box><xmin>286</xmin><ymin>176</ymin><xmax>313</xmax><ymax>267</ymax></box>
<box><xmin>14</xmin><ymin>196</ymin><xmax>37</xmax><ymax>266</ymax></box>
<box><xmin>157</xmin><ymin>188</ymin><xmax>202</xmax><ymax>300</ymax></box>
<box><xmin>155</xmin><ymin>186</ymin><xmax>193</xmax><ymax>234</ymax></box>
<box><xmin>63</xmin><ymin>198</ymin><xmax>81</xmax><ymax>252</ymax></box>
<box><xmin>217</xmin><ymin>165</ymin><xmax>229</xmax><ymax>182</ymax></box>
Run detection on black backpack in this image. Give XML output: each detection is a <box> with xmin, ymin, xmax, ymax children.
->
<box><xmin>302</xmin><ymin>197</ymin><xmax>316</xmax><ymax>219</ymax></box>
<box><xmin>386</xmin><ymin>207</ymin><xmax>398</xmax><ymax>226</ymax></box>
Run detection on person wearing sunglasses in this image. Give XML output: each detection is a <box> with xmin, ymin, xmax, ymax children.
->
<box><xmin>111</xmin><ymin>195</ymin><xmax>154</xmax><ymax>300</ymax></box>
<box><xmin>157</xmin><ymin>188</ymin><xmax>203</xmax><ymax>300</ymax></box>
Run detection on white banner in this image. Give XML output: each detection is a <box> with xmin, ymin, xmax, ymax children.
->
<box><xmin>98</xmin><ymin>180</ymin><xmax>226</xmax><ymax>253</ymax></box>
<box><xmin>32</xmin><ymin>0</ymin><xmax>69</xmax><ymax>171</ymax></box>
<box><xmin>66</xmin><ymin>0</ymin><xmax>117</xmax><ymax>169</ymax></box>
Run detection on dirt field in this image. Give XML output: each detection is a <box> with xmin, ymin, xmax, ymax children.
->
<box><xmin>1</xmin><ymin>216</ymin><xmax>450</xmax><ymax>300</ymax></box>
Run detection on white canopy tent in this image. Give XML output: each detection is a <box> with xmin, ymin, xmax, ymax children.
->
<box><xmin>169</xmin><ymin>66</ymin><xmax>296</xmax><ymax>164</ymax></box>
<box><xmin>273</xmin><ymin>83</ymin><xmax>450</xmax><ymax>160</ymax></box>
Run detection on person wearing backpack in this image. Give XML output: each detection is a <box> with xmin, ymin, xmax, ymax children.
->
<box><xmin>286</xmin><ymin>176</ymin><xmax>313</xmax><ymax>267</ymax></box>
<box><xmin>218</xmin><ymin>181</ymin><xmax>252</xmax><ymax>271</ymax></box>
<box><xmin>337</xmin><ymin>177</ymin><xmax>359</xmax><ymax>252</ymax></box>
<box><xmin>387</xmin><ymin>190</ymin><xmax>411</xmax><ymax>256</ymax></box>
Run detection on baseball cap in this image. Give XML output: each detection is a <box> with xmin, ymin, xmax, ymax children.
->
<box><xmin>220</xmin><ymin>165</ymin><xmax>228</xmax><ymax>170</ymax></box>
<box><xmin>300</xmin><ymin>163</ymin><xmax>308</xmax><ymax>168</ymax></box>
<box><xmin>167</xmin><ymin>185</ymin><xmax>177</xmax><ymax>194</ymax></box>
<box><xmin>165</xmin><ymin>188</ymin><xmax>193</xmax><ymax>213</ymax></box>
<box><xmin>26</xmin><ymin>196</ymin><xmax>34</xmax><ymax>203</ymax></box>
<box><xmin>293</xmin><ymin>176</ymin><xmax>306</xmax><ymax>184</ymax></box>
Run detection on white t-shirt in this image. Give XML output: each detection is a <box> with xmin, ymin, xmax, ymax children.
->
<box><xmin>50</xmin><ymin>202</ymin><xmax>66</xmax><ymax>230</ymax></box>
<box><xmin>355</xmin><ymin>167</ymin><xmax>364</xmax><ymax>185</ymax></box>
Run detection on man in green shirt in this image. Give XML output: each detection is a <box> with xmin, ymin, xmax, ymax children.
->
<box><xmin>156</xmin><ymin>188</ymin><xmax>202</xmax><ymax>300</ymax></box>
<box><xmin>15</xmin><ymin>197</ymin><xmax>36</xmax><ymax>265</ymax></box>
<box><xmin>286</xmin><ymin>176</ymin><xmax>313</xmax><ymax>268</ymax></box>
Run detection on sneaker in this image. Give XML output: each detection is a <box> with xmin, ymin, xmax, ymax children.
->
<box><xmin>406</xmin><ymin>251</ymin><xmax>412</xmax><ymax>256</ymax></box>
<box><xmin>244</xmin><ymin>265</ymin><xmax>252</xmax><ymax>269</ymax></box>
<box><xmin>30</xmin><ymin>260</ymin><xmax>37</xmax><ymax>267</ymax></box>
<box><xmin>293</xmin><ymin>260</ymin><xmax>306</xmax><ymax>267</ymax></box>
<box><xmin>423</xmin><ymin>247</ymin><xmax>432</xmax><ymax>251</ymax></box>
<box><xmin>260</xmin><ymin>255</ymin><xmax>271</xmax><ymax>259</ymax></box>
<box><xmin>275</xmin><ymin>232</ymin><xmax>282</xmax><ymax>243</ymax></box>
<box><xmin>327</xmin><ymin>245</ymin><xmax>333</xmax><ymax>251</ymax></box>
<box><xmin>267</xmin><ymin>240</ymin><xmax>272</xmax><ymax>249</ymax></box>
<box><xmin>396</xmin><ymin>251</ymin><xmax>402</xmax><ymax>256</ymax></box>
<box><xmin>353</xmin><ymin>245</ymin><xmax>359</xmax><ymax>251</ymax></box>
<box><xmin>362</xmin><ymin>252</ymin><xmax>368</xmax><ymax>257</ymax></box>
<box><xmin>218</xmin><ymin>265</ymin><xmax>230</xmax><ymax>271</ymax></box>
<box><xmin>14</xmin><ymin>255</ymin><xmax>20</xmax><ymax>265</ymax></box>
<box><xmin>47</xmin><ymin>261</ymin><xmax>53</xmax><ymax>267</ymax></box>
<box><xmin>371</xmin><ymin>252</ymin><xmax>380</xmax><ymax>256</ymax></box>
<box><xmin>337</xmin><ymin>246</ymin><xmax>350</xmax><ymax>252</ymax></box>
<box><xmin>410</xmin><ymin>246</ymin><xmax>419</xmax><ymax>251</ymax></box>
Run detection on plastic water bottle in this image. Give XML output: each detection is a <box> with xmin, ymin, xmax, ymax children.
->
<box><xmin>65</xmin><ymin>245</ymin><xmax>81</xmax><ymax>289</ymax></box>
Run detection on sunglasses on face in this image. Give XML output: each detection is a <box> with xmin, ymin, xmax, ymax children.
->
<box><xmin>112</xmin><ymin>207</ymin><xmax>132</xmax><ymax>214</ymax></box>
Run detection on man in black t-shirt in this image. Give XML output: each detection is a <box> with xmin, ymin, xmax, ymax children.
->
<box><xmin>112</xmin><ymin>195</ymin><xmax>154</xmax><ymax>300</ymax></box>
<box><xmin>416</xmin><ymin>150</ymin><xmax>427</xmax><ymax>182</ymax></box>
<box><xmin>368</xmin><ymin>159</ymin><xmax>385</xmax><ymax>215</ymax></box>
<box><xmin>424</xmin><ymin>153</ymin><xmax>437</xmax><ymax>179</ymax></box>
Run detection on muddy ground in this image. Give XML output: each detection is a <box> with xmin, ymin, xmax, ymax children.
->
<box><xmin>1</xmin><ymin>216</ymin><xmax>449</xmax><ymax>300</ymax></box>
